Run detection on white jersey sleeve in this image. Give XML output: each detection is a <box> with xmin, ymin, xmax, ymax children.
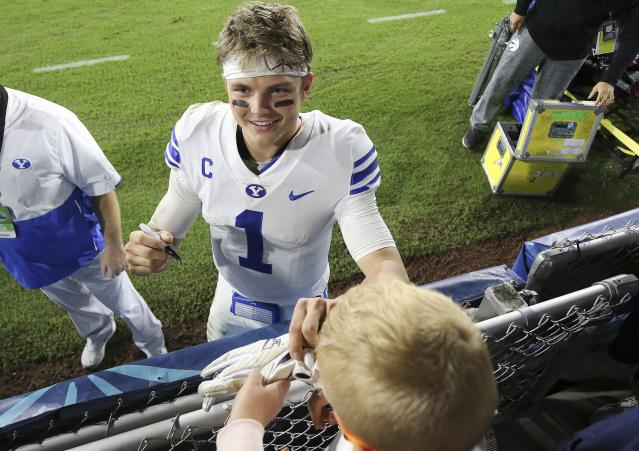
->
<box><xmin>162</xmin><ymin>102</ymin><xmax>224</xmax><ymax>172</ymax></box>
<box><xmin>336</xmin><ymin>124</ymin><xmax>395</xmax><ymax>262</ymax></box>
<box><xmin>346</xmin><ymin>126</ymin><xmax>381</xmax><ymax>197</ymax></box>
<box><xmin>150</xmin><ymin>105</ymin><xmax>219</xmax><ymax>238</ymax></box>
<box><xmin>56</xmin><ymin>114</ymin><xmax>122</xmax><ymax>196</ymax></box>
<box><xmin>149</xmin><ymin>170</ymin><xmax>201</xmax><ymax>239</ymax></box>
<box><xmin>336</xmin><ymin>191</ymin><xmax>396</xmax><ymax>262</ymax></box>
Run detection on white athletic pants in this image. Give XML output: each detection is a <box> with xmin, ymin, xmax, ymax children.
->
<box><xmin>40</xmin><ymin>254</ymin><xmax>165</xmax><ymax>357</ymax></box>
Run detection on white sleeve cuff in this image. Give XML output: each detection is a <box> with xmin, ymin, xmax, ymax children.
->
<box><xmin>216</xmin><ymin>419</ymin><xmax>265</xmax><ymax>451</ymax></box>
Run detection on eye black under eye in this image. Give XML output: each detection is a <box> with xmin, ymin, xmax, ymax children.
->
<box><xmin>232</xmin><ymin>99</ymin><xmax>249</xmax><ymax>108</ymax></box>
<box><xmin>274</xmin><ymin>99</ymin><xmax>294</xmax><ymax>107</ymax></box>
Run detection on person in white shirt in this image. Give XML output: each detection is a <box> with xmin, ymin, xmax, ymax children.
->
<box><xmin>125</xmin><ymin>1</ymin><xmax>409</xmax><ymax>341</ymax></box>
<box><xmin>0</xmin><ymin>86</ymin><xmax>166</xmax><ymax>369</ymax></box>
<box><xmin>216</xmin><ymin>282</ymin><xmax>498</xmax><ymax>451</ymax></box>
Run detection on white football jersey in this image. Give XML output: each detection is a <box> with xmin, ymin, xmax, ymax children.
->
<box><xmin>164</xmin><ymin>102</ymin><xmax>383</xmax><ymax>303</ymax></box>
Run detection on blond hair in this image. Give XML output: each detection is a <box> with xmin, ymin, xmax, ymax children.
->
<box><xmin>216</xmin><ymin>2</ymin><xmax>313</xmax><ymax>71</ymax></box>
<box><xmin>316</xmin><ymin>282</ymin><xmax>497</xmax><ymax>451</ymax></box>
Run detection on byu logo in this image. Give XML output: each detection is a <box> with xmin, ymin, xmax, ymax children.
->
<box><xmin>12</xmin><ymin>159</ymin><xmax>31</xmax><ymax>170</ymax></box>
<box><xmin>245</xmin><ymin>184</ymin><xmax>266</xmax><ymax>198</ymax></box>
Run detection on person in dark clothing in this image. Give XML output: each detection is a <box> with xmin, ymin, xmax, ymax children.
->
<box><xmin>462</xmin><ymin>0</ymin><xmax>639</xmax><ymax>150</ymax></box>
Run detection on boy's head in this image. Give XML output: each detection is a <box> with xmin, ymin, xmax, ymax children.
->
<box><xmin>216</xmin><ymin>2</ymin><xmax>313</xmax><ymax>76</ymax></box>
<box><xmin>316</xmin><ymin>282</ymin><xmax>497</xmax><ymax>451</ymax></box>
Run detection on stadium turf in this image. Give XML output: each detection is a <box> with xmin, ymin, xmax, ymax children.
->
<box><xmin>1</xmin><ymin>0</ymin><xmax>637</xmax><ymax>370</ymax></box>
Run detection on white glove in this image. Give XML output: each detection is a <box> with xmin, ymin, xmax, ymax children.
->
<box><xmin>198</xmin><ymin>334</ymin><xmax>296</xmax><ymax>411</ymax></box>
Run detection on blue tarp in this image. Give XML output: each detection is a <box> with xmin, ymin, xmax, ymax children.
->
<box><xmin>503</xmin><ymin>70</ymin><xmax>538</xmax><ymax>122</ymax></box>
<box><xmin>0</xmin><ymin>322</ymin><xmax>288</xmax><ymax>442</ymax></box>
<box><xmin>512</xmin><ymin>208</ymin><xmax>639</xmax><ymax>280</ymax></box>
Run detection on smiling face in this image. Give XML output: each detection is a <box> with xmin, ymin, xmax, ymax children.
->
<box><xmin>226</xmin><ymin>73</ymin><xmax>313</xmax><ymax>160</ymax></box>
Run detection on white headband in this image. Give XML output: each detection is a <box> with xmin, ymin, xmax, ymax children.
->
<box><xmin>222</xmin><ymin>55</ymin><xmax>309</xmax><ymax>80</ymax></box>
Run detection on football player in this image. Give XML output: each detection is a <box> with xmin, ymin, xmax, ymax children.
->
<box><xmin>125</xmin><ymin>1</ymin><xmax>409</xmax><ymax>341</ymax></box>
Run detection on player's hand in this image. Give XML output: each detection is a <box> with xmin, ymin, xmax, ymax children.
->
<box><xmin>588</xmin><ymin>81</ymin><xmax>615</xmax><ymax>107</ymax></box>
<box><xmin>228</xmin><ymin>370</ymin><xmax>290</xmax><ymax>427</ymax></box>
<box><xmin>125</xmin><ymin>229</ymin><xmax>174</xmax><ymax>275</ymax></box>
<box><xmin>307</xmin><ymin>389</ymin><xmax>337</xmax><ymax>430</ymax></box>
<box><xmin>100</xmin><ymin>243</ymin><xmax>126</xmax><ymax>278</ymax></box>
<box><xmin>509</xmin><ymin>12</ymin><xmax>525</xmax><ymax>32</ymax></box>
<box><xmin>289</xmin><ymin>297</ymin><xmax>337</xmax><ymax>360</ymax></box>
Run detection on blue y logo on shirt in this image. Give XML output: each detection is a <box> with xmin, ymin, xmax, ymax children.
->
<box><xmin>12</xmin><ymin>159</ymin><xmax>31</xmax><ymax>170</ymax></box>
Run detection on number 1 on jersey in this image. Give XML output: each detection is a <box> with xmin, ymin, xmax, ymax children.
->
<box><xmin>235</xmin><ymin>209</ymin><xmax>272</xmax><ymax>274</ymax></box>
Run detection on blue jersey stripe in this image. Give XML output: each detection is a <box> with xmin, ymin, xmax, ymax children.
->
<box><xmin>0</xmin><ymin>188</ymin><xmax>103</xmax><ymax>289</ymax></box>
<box><xmin>351</xmin><ymin>166</ymin><xmax>380</xmax><ymax>192</ymax></box>
<box><xmin>353</xmin><ymin>146</ymin><xmax>376</xmax><ymax>168</ymax></box>
<box><xmin>171</xmin><ymin>127</ymin><xmax>179</xmax><ymax>147</ymax></box>
<box><xmin>349</xmin><ymin>171</ymin><xmax>381</xmax><ymax>196</ymax></box>
<box><xmin>164</xmin><ymin>145</ymin><xmax>180</xmax><ymax>169</ymax></box>
<box><xmin>351</xmin><ymin>157</ymin><xmax>379</xmax><ymax>186</ymax></box>
<box><xmin>166</xmin><ymin>142</ymin><xmax>181</xmax><ymax>165</ymax></box>
<box><xmin>164</xmin><ymin>153</ymin><xmax>179</xmax><ymax>169</ymax></box>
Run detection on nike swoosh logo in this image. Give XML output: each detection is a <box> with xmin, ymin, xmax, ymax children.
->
<box><xmin>289</xmin><ymin>190</ymin><xmax>315</xmax><ymax>201</ymax></box>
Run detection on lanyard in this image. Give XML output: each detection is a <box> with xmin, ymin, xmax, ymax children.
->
<box><xmin>0</xmin><ymin>86</ymin><xmax>7</xmax><ymax>156</ymax></box>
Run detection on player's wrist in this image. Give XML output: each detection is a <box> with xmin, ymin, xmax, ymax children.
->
<box><xmin>103</xmin><ymin>242</ymin><xmax>125</xmax><ymax>249</ymax></box>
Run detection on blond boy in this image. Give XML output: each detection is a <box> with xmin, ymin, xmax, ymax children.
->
<box><xmin>218</xmin><ymin>282</ymin><xmax>498</xmax><ymax>451</ymax></box>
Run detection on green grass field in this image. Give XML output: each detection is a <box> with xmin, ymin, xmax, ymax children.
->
<box><xmin>1</xmin><ymin>0</ymin><xmax>637</xmax><ymax>370</ymax></box>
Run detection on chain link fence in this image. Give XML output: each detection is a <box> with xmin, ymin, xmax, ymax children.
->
<box><xmin>485</xmin><ymin>292</ymin><xmax>634</xmax><ymax>418</ymax></box>
<box><xmin>134</xmin><ymin>398</ymin><xmax>340</xmax><ymax>451</ymax></box>
<box><xmin>525</xmin><ymin>221</ymin><xmax>639</xmax><ymax>301</ymax></box>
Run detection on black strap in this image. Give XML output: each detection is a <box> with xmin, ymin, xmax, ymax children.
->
<box><xmin>0</xmin><ymin>86</ymin><xmax>7</xmax><ymax>156</ymax></box>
